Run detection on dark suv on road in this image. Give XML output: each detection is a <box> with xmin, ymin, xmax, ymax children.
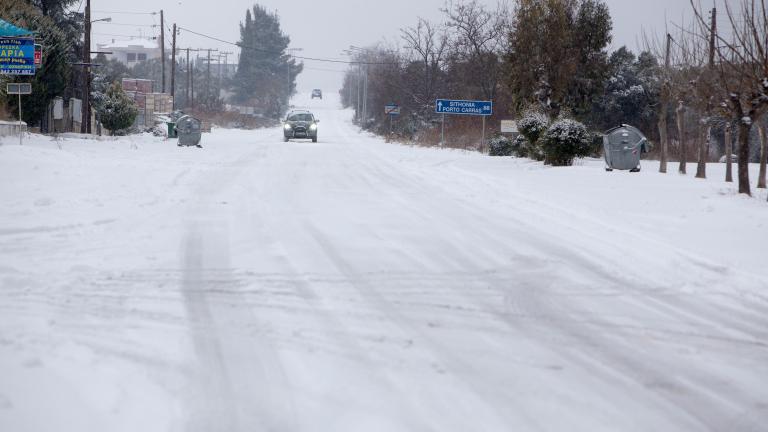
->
<box><xmin>311</xmin><ymin>89</ymin><xmax>322</xmax><ymax>99</ymax></box>
<box><xmin>283</xmin><ymin>110</ymin><xmax>319</xmax><ymax>142</ymax></box>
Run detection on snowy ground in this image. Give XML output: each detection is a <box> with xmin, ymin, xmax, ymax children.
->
<box><xmin>1</xmin><ymin>94</ymin><xmax>767</xmax><ymax>432</ymax></box>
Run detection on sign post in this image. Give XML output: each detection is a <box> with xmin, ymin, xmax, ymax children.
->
<box><xmin>435</xmin><ymin>99</ymin><xmax>493</xmax><ymax>149</ymax></box>
<box><xmin>384</xmin><ymin>104</ymin><xmax>400</xmax><ymax>135</ymax></box>
<box><xmin>7</xmin><ymin>83</ymin><xmax>32</xmax><ymax>145</ymax></box>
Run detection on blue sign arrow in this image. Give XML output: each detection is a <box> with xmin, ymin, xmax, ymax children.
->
<box><xmin>435</xmin><ymin>99</ymin><xmax>493</xmax><ymax>116</ymax></box>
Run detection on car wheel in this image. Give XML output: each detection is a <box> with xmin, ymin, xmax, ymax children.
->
<box><xmin>312</xmin><ymin>136</ymin><xmax>317</xmax><ymax>143</ymax></box>
<box><xmin>284</xmin><ymin>136</ymin><xmax>289</xmax><ymax>142</ymax></box>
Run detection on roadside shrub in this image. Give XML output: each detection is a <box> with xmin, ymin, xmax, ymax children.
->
<box><xmin>518</xmin><ymin>109</ymin><xmax>549</xmax><ymax>161</ymax></box>
<box><xmin>97</xmin><ymin>82</ymin><xmax>138</xmax><ymax>135</ymax></box>
<box><xmin>541</xmin><ymin>118</ymin><xmax>592</xmax><ymax>166</ymax></box>
<box><xmin>488</xmin><ymin>135</ymin><xmax>514</xmax><ymax>156</ymax></box>
<box><xmin>511</xmin><ymin>134</ymin><xmax>529</xmax><ymax>157</ymax></box>
<box><xmin>518</xmin><ymin>109</ymin><xmax>549</xmax><ymax>145</ymax></box>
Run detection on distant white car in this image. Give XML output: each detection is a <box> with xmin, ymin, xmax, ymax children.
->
<box><xmin>719</xmin><ymin>154</ymin><xmax>738</xmax><ymax>163</ymax></box>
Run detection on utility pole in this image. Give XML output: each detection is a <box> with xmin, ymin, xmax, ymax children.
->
<box><xmin>206</xmin><ymin>48</ymin><xmax>212</xmax><ymax>105</ymax></box>
<box><xmin>191</xmin><ymin>54</ymin><xmax>195</xmax><ymax>108</ymax></box>
<box><xmin>186</xmin><ymin>48</ymin><xmax>191</xmax><ymax>106</ymax></box>
<box><xmin>659</xmin><ymin>33</ymin><xmax>672</xmax><ymax>173</ymax></box>
<box><xmin>362</xmin><ymin>65</ymin><xmax>368</xmax><ymax>129</ymax></box>
<box><xmin>697</xmin><ymin>7</ymin><xmax>717</xmax><ymax>179</ymax></box>
<box><xmin>356</xmin><ymin>63</ymin><xmax>362</xmax><ymax>123</ymax></box>
<box><xmin>81</xmin><ymin>0</ymin><xmax>91</xmax><ymax>134</ymax></box>
<box><xmin>160</xmin><ymin>10</ymin><xmax>165</xmax><ymax>93</ymax></box>
<box><xmin>203</xmin><ymin>49</ymin><xmax>218</xmax><ymax>105</ymax></box>
<box><xmin>170</xmin><ymin>23</ymin><xmax>177</xmax><ymax>109</ymax></box>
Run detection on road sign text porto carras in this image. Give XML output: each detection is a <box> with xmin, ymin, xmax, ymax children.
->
<box><xmin>435</xmin><ymin>99</ymin><xmax>493</xmax><ymax>116</ymax></box>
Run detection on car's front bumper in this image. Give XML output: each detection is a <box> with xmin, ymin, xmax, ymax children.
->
<box><xmin>284</xmin><ymin>128</ymin><xmax>317</xmax><ymax>139</ymax></box>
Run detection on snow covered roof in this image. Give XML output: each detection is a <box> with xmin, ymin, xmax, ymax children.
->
<box><xmin>99</xmin><ymin>39</ymin><xmax>158</xmax><ymax>50</ymax></box>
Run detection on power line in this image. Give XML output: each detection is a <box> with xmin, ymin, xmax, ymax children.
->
<box><xmin>93</xmin><ymin>33</ymin><xmax>157</xmax><ymax>39</ymax></box>
<box><xmin>177</xmin><ymin>26</ymin><xmax>397</xmax><ymax>65</ymax></box>
<box><xmin>92</xmin><ymin>10</ymin><xmax>158</xmax><ymax>15</ymax></box>
<box><xmin>93</xmin><ymin>22</ymin><xmax>158</xmax><ymax>28</ymax></box>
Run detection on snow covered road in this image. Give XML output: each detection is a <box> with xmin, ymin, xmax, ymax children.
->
<box><xmin>1</xmin><ymin>95</ymin><xmax>767</xmax><ymax>431</ymax></box>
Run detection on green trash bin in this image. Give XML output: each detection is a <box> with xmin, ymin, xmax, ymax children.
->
<box><xmin>167</xmin><ymin>122</ymin><xmax>178</xmax><ymax>138</ymax></box>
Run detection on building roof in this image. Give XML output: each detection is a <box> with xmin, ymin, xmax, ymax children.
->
<box><xmin>0</xmin><ymin>18</ymin><xmax>33</xmax><ymax>37</ymax></box>
<box><xmin>98</xmin><ymin>38</ymin><xmax>158</xmax><ymax>50</ymax></box>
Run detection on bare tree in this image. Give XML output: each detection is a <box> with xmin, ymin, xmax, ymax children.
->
<box><xmin>401</xmin><ymin>18</ymin><xmax>449</xmax><ymax>112</ymax></box>
<box><xmin>758</xmin><ymin>118</ymin><xmax>767</xmax><ymax>188</ymax></box>
<box><xmin>723</xmin><ymin>123</ymin><xmax>734</xmax><ymax>181</ymax></box>
<box><xmin>442</xmin><ymin>0</ymin><xmax>510</xmax><ymax>101</ymax></box>
<box><xmin>691</xmin><ymin>0</ymin><xmax>768</xmax><ymax>195</ymax></box>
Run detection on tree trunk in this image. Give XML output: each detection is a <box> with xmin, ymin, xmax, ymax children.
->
<box><xmin>725</xmin><ymin>123</ymin><xmax>733</xmax><ymax>182</ymax></box>
<box><xmin>696</xmin><ymin>124</ymin><xmax>709</xmax><ymax>179</ymax></box>
<box><xmin>658</xmin><ymin>108</ymin><xmax>668</xmax><ymax>173</ymax></box>
<box><xmin>758</xmin><ymin>123</ymin><xmax>767</xmax><ymax>189</ymax></box>
<box><xmin>737</xmin><ymin>120</ymin><xmax>752</xmax><ymax>195</ymax></box>
<box><xmin>677</xmin><ymin>102</ymin><xmax>686</xmax><ymax>174</ymax></box>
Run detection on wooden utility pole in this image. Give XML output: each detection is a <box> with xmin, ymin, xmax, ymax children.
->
<box><xmin>658</xmin><ymin>33</ymin><xmax>672</xmax><ymax>173</ymax></box>
<box><xmin>81</xmin><ymin>0</ymin><xmax>91</xmax><ymax>134</ymax></box>
<box><xmin>160</xmin><ymin>10</ymin><xmax>165</xmax><ymax>93</ymax></box>
<box><xmin>697</xmin><ymin>7</ymin><xmax>717</xmax><ymax>179</ymax></box>
<box><xmin>170</xmin><ymin>23</ymin><xmax>177</xmax><ymax>109</ymax></box>
<box><xmin>191</xmin><ymin>54</ymin><xmax>195</xmax><ymax>108</ymax></box>
<box><xmin>186</xmin><ymin>48</ymin><xmax>191</xmax><ymax>106</ymax></box>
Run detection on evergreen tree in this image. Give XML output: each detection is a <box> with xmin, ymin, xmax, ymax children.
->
<box><xmin>505</xmin><ymin>0</ymin><xmax>612</xmax><ymax>119</ymax></box>
<box><xmin>232</xmin><ymin>5</ymin><xmax>302</xmax><ymax>119</ymax></box>
<box><xmin>591</xmin><ymin>47</ymin><xmax>660</xmax><ymax>131</ymax></box>
<box><xmin>1</xmin><ymin>0</ymin><xmax>72</xmax><ymax>128</ymax></box>
<box><xmin>96</xmin><ymin>82</ymin><xmax>138</xmax><ymax>135</ymax></box>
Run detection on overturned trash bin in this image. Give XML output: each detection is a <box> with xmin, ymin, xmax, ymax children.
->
<box><xmin>603</xmin><ymin>124</ymin><xmax>649</xmax><ymax>172</ymax></box>
<box><xmin>176</xmin><ymin>115</ymin><xmax>202</xmax><ymax>148</ymax></box>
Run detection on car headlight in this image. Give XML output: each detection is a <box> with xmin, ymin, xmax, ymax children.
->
<box><xmin>284</xmin><ymin>124</ymin><xmax>292</xmax><ymax>130</ymax></box>
<box><xmin>310</xmin><ymin>123</ymin><xmax>317</xmax><ymax>130</ymax></box>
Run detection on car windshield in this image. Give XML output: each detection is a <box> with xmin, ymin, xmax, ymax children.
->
<box><xmin>288</xmin><ymin>113</ymin><xmax>313</xmax><ymax>122</ymax></box>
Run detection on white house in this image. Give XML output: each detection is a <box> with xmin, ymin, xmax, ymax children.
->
<box><xmin>96</xmin><ymin>39</ymin><xmax>160</xmax><ymax>66</ymax></box>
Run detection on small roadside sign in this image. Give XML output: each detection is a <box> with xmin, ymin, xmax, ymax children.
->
<box><xmin>385</xmin><ymin>104</ymin><xmax>400</xmax><ymax>115</ymax></box>
<box><xmin>34</xmin><ymin>44</ymin><xmax>42</xmax><ymax>66</ymax></box>
<box><xmin>6</xmin><ymin>83</ymin><xmax>32</xmax><ymax>94</ymax></box>
<box><xmin>6</xmin><ymin>82</ymin><xmax>32</xmax><ymax>146</ymax></box>
<box><xmin>435</xmin><ymin>99</ymin><xmax>493</xmax><ymax>116</ymax></box>
<box><xmin>501</xmin><ymin>120</ymin><xmax>518</xmax><ymax>134</ymax></box>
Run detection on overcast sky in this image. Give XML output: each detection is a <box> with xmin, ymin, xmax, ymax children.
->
<box><xmin>87</xmin><ymin>0</ymin><xmax>694</xmax><ymax>93</ymax></box>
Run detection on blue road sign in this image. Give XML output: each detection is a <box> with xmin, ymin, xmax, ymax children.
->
<box><xmin>0</xmin><ymin>37</ymin><xmax>35</xmax><ymax>75</ymax></box>
<box><xmin>435</xmin><ymin>99</ymin><xmax>492</xmax><ymax>116</ymax></box>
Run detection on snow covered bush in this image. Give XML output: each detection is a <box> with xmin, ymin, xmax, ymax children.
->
<box><xmin>540</xmin><ymin>119</ymin><xmax>592</xmax><ymax>166</ymax></box>
<box><xmin>511</xmin><ymin>134</ymin><xmax>530</xmax><ymax>157</ymax></box>
<box><xmin>518</xmin><ymin>109</ymin><xmax>549</xmax><ymax>145</ymax></box>
<box><xmin>518</xmin><ymin>109</ymin><xmax>549</xmax><ymax>161</ymax></box>
<box><xmin>97</xmin><ymin>82</ymin><xmax>138</xmax><ymax>135</ymax></box>
<box><xmin>488</xmin><ymin>135</ymin><xmax>514</xmax><ymax>156</ymax></box>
